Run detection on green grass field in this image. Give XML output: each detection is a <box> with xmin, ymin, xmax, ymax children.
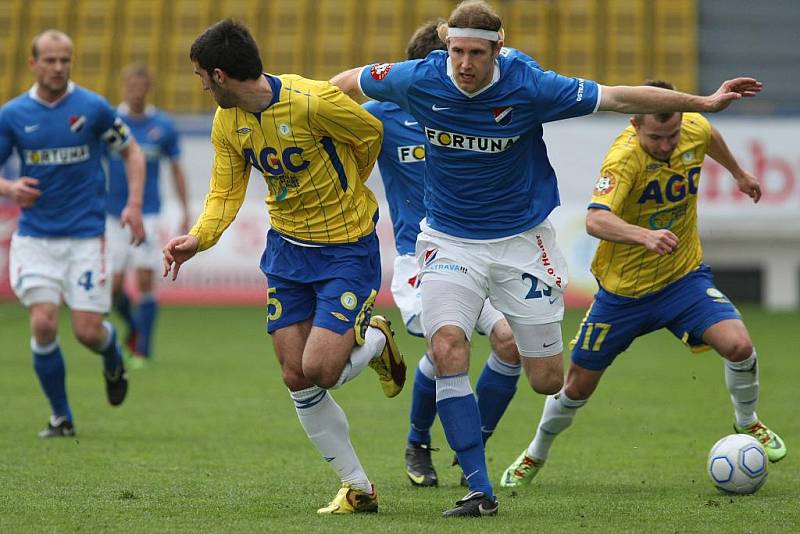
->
<box><xmin>1</xmin><ymin>302</ymin><xmax>798</xmax><ymax>532</ymax></box>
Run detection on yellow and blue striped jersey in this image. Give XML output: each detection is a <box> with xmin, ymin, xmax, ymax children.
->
<box><xmin>190</xmin><ymin>74</ymin><xmax>383</xmax><ymax>250</ymax></box>
<box><xmin>589</xmin><ymin>112</ymin><xmax>712</xmax><ymax>297</ymax></box>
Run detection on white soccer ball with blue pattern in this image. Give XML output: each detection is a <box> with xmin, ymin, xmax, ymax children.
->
<box><xmin>707</xmin><ymin>434</ymin><xmax>768</xmax><ymax>494</ymax></box>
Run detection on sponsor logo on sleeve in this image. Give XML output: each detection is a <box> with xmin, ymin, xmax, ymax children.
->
<box><xmin>370</xmin><ymin>63</ymin><xmax>394</xmax><ymax>81</ymax></box>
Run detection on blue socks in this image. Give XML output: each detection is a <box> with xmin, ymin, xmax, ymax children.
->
<box><xmin>436</xmin><ymin>374</ymin><xmax>493</xmax><ymax>497</ymax></box>
<box><xmin>92</xmin><ymin>321</ymin><xmax>123</xmax><ymax>371</ymax></box>
<box><xmin>408</xmin><ymin>354</ymin><xmax>437</xmax><ymax>445</ymax></box>
<box><xmin>476</xmin><ymin>352</ymin><xmax>520</xmax><ymax>444</ymax></box>
<box><xmin>113</xmin><ymin>290</ymin><xmax>136</xmax><ymax>333</ymax></box>
<box><xmin>136</xmin><ymin>294</ymin><xmax>158</xmax><ymax>357</ymax></box>
<box><xmin>32</xmin><ymin>339</ymin><xmax>73</xmax><ymax>422</ymax></box>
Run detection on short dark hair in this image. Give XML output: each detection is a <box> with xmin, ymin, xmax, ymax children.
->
<box><xmin>189</xmin><ymin>19</ymin><xmax>262</xmax><ymax>81</ymax></box>
<box><xmin>633</xmin><ymin>79</ymin><xmax>679</xmax><ymax>125</ymax></box>
<box><xmin>407</xmin><ymin>19</ymin><xmax>447</xmax><ymax>60</ymax></box>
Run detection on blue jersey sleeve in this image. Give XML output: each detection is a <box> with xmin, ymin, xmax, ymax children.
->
<box><xmin>0</xmin><ymin>107</ymin><xmax>14</xmax><ymax>165</ymax></box>
<box><xmin>528</xmin><ymin>69</ymin><xmax>600</xmax><ymax>123</ymax></box>
<box><xmin>359</xmin><ymin>60</ymin><xmax>422</xmax><ymax>111</ymax></box>
<box><xmin>501</xmin><ymin>47</ymin><xmax>542</xmax><ymax>70</ymax></box>
<box><xmin>162</xmin><ymin>117</ymin><xmax>181</xmax><ymax>159</ymax></box>
<box><xmin>361</xmin><ymin>100</ymin><xmax>384</xmax><ymax>121</ymax></box>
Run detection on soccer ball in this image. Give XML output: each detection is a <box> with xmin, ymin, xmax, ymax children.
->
<box><xmin>707</xmin><ymin>434</ymin><xmax>768</xmax><ymax>494</ymax></box>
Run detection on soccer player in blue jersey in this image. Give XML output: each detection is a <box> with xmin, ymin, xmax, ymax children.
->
<box><xmin>364</xmin><ymin>20</ymin><xmax>546</xmax><ymax>488</ymax></box>
<box><xmin>0</xmin><ymin>30</ymin><xmax>146</xmax><ymax>438</ymax></box>
<box><xmin>500</xmin><ymin>80</ymin><xmax>786</xmax><ymax>488</ymax></box>
<box><xmin>107</xmin><ymin>62</ymin><xmax>190</xmax><ymax>367</ymax></box>
<box><xmin>332</xmin><ymin>0</ymin><xmax>762</xmax><ymax>517</ymax></box>
<box><xmin>162</xmin><ymin>20</ymin><xmax>405</xmax><ymax>515</ymax></box>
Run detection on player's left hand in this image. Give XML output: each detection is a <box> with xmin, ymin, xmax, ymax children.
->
<box><xmin>705</xmin><ymin>78</ymin><xmax>763</xmax><ymax>112</ymax></box>
<box><xmin>121</xmin><ymin>204</ymin><xmax>146</xmax><ymax>245</ymax></box>
<box><xmin>735</xmin><ymin>171</ymin><xmax>761</xmax><ymax>203</ymax></box>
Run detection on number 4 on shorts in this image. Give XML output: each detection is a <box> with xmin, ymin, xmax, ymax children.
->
<box><xmin>77</xmin><ymin>270</ymin><xmax>94</xmax><ymax>291</ymax></box>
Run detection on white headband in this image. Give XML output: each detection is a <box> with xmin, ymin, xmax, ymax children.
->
<box><xmin>447</xmin><ymin>27</ymin><xmax>500</xmax><ymax>41</ymax></box>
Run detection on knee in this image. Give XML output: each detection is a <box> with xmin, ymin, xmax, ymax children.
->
<box><xmin>563</xmin><ymin>379</ymin><xmax>592</xmax><ymax>401</ymax></box>
<box><xmin>721</xmin><ymin>336</ymin><xmax>754</xmax><ymax>363</ymax></box>
<box><xmin>490</xmin><ymin>322</ymin><xmax>521</xmax><ymax>366</ymax></box>
<box><xmin>30</xmin><ymin>314</ymin><xmax>58</xmax><ymax>344</ymax></box>
<box><xmin>430</xmin><ymin>326</ymin><xmax>469</xmax><ymax>372</ymax></box>
<box><xmin>282</xmin><ymin>367</ymin><xmax>311</xmax><ymax>391</ymax></box>
<box><xmin>73</xmin><ymin>323</ymin><xmax>105</xmax><ymax>348</ymax></box>
<box><xmin>527</xmin><ymin>367</ymin><xmax>563</xmax><ymax>395</ymax></box>
<box><xmin>301</xmin><ymin>360</ymin><xmax>339</xmax><ymax>389</ymax></box>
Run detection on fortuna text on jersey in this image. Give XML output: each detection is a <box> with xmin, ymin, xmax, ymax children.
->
<box><xmin>425</xmin><ymin>128</ymin><xmax>519</xmax><ymax>153</ymax></box>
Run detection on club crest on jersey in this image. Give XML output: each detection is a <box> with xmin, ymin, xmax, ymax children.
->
<box><xmin>146</xmin><ymin>126</ymin><xmax>163</xmax><ymax>141</ymax></box>
<box><xmin>492</xmin><ymin>106</ymin><xmax>513</xmax><ymax>126</ymax></box>
<box><xmin>370</xmin><ymin>63</ymin><xmax>394</xmax><ymax>81</ymax></box>
<box><xmin>69</xmin><ymin>115</ymin><xmax>86</xmax><ymax>133</ymax></box>
<box><xmin>594</xmin><ymin>174</ymin><xmax>616</xmax><ymax>195</ymax></box>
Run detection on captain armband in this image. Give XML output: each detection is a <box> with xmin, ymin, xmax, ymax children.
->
<box><xmin>101</xmin><ymin>117</ymin><xmax>131</xmax><ymax>152</ymax></box>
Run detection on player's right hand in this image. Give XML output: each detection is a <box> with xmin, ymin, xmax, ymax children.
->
<box><xmin>644</xmin><ymin>229</ymin><xmax>678</xmax><ymax>256</ymax></box>
<box><xmin>163</xmin><ymin>234</ymin><xmax>199</xmax><ymax>281</ymax></box>
<box><xmin>10</xmin><ymin>177</ymin><xmax>42</xmax><ymax>207</ymax></box>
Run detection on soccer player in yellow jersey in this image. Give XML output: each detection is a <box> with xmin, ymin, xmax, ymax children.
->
<box><xmin>501</xmin><ymin>80</ymin><xmax>786</xmax><ymax>487</ymax></box>
<box><xmin>161</xmin><ymin>20</ymin><xmax>406</xmax><ymax>514</ymax></box>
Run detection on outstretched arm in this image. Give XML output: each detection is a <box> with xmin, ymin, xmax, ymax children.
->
<box><xmin>586</xmin><ymin>208</ymin><xmax>678</xmax><ymax>256</ymax></box>
<box><xmin>599</xmin><ymin>78</ymin><xmax>762</xmax><ymax>114</ymax></box>
<box><xmin>706</xmin><ymin>125</ymin><xmax>761</xmax><ymax>203</ymax></box>
<box><xmin>330</xmin><ymin>67</ymin><xmax>367</xmax><ymax>102</ymax></box>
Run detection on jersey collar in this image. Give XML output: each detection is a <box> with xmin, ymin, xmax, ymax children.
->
<box><xmin>28</xmin><ymin>81</ymin><xmax>76</xmax><ymax>108</ymax></box>
<box><xmin>446</xmin><ymin>56</ymin><xmax>500</xmax><ymax>98</ymax></box>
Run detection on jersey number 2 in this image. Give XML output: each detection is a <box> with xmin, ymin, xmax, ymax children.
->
<box><xmin>522</xmin><ymin>273</ymin><xmax>551</xmax><ymax>299</ymax></box>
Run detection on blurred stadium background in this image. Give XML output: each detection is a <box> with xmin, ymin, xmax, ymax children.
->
<box><xmin>0</xmin><ymin>0</ymin><xmax>798</xmax><ymax>310</ymax></box>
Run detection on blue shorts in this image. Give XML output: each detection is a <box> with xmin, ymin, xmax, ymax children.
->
<box><xmin>259</xmin><ymin>230</ymin><xmax>381</xmax><ymax>342</ymax></box>
<box><xmin>570</xmin><ymin>264</ymin><xmax>741</xmax><ymax>371</ymax></box>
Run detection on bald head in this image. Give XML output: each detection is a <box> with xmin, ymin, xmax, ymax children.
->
<box><xmin>31</xmin><ymin>30</ymin><xmax>72</xmax><ymax>59</ymax></box>
<box><xmin>29</xmin><ymin>29</ymin><xmax>73</xmax><ymax>102</ymax></box>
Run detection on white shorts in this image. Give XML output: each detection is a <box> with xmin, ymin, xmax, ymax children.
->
<box><xmin>416</xmin><ymin>219</ymin><xmax>568</xmax><ymax>326</ymax></box>
<box><xmin>9</xmin><ymin>233</ymin><xmax>111</xmax><ymax>312</ymax></box>
<box><xmin>107</xmin><ymin>215</ymin><xmax>162</xmax><ymax>273</ymax></box>
<box><xmin>393</xmin><ymin>253</ymin><xmax>508</xmax><ymax>338</ymax></box>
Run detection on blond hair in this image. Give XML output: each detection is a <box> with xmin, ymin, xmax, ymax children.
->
<box><xmin>437</xmin><ymin>1</ymin><xmax>504</xmax><ymax>44</ymax></box>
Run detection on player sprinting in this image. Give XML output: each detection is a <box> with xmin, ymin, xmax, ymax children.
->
<box><xmin>501</xmin><ymin>80</ymin><xmax>786</xmax><ymax>487</ymax></box>
<box><xmin>364</xmin><ymin>19</ymin><xmax>548</xmax><ymax>488</ymax></box>
<box><xmin>0</xmin><ymin>30</ymin><xmax>145</xmax><ymax>437</ymax></box>
<box><xmin>332</xmin><ymin>0</ymin><xmax>762</xmax><ymax>517</ymax></box>
<box><xmin>106</xmin><ymin>62</ymin><xmax>190</xmax><ymax>368</ymax></box>
<box><xmin>161</xmin><ymin>19</ymin><xmax>405</xmax><ymax>515</ymax></box>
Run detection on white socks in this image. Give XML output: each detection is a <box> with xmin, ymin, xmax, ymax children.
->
<box><xmin>290</xmin><ymin>386</ymin><xmax>371</xmax><ymax>492</ymax></box>
<box><xmin>333</xmin><ymin>326</ymin><xmax>386</xmax><ymax>389</ymax></box>
<box><xmin>724</xmin><ymin>350</ymin><xmax>759</xmax><ymax>428</ymax></box>
<box><xmin>527</xmin><ymin>389</ymin><xmax>586</xmax><ymax>461</ymax></box>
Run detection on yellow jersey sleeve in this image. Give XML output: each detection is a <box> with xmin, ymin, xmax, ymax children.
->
<box><xmin>189</xmin><ymin>108</ymin><xmax>251</xmax><ymax>251</ymax></box>
<box><xmin>589</xmin><ymin>130</ymin><xmax>642</xmax><ymax>214</ymax></box>
<box><xmin>310</xmin><ymin>83</ymin><xmax>383</xmax><ymax>183</ymax></box>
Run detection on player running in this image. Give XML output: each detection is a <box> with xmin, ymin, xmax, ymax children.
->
<box><xmin>0</xmin><ymin>30</ymin><xmax>145</xmax><ymax>437</ymax></box>
<box><xmin>501</xmin><ymin>80</ymin><xmax>786</xmax><ymax>488</ymax></box>
<box><xmin>162</xmin><ymin>19</ymin><xmax>405</xmax><ymax>515</ymax></box>
<box><xmin>107</xmin><ymin>62</ymin><xmax>190</xmax><ymax>367</ymax></box>
<box><xmin>364</xmin><ymin>19</ymin><xmax>547</xmax><ymax>488</ymax></box>
<box><xmin>332</xmin><ymin>0</ymin><xmax>762</xmax><ymax>517</ymax></box>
